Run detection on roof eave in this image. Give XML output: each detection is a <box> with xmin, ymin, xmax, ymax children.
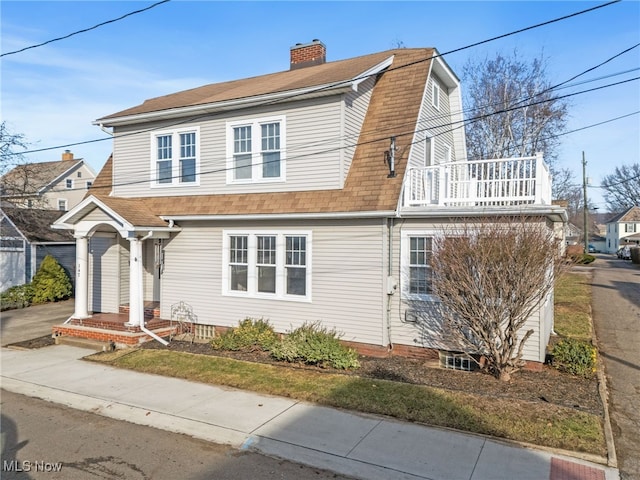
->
<box><xmin>95</xmin><ymin>82</ymin><xmax>355</xmax><ymax>127</ymax></box>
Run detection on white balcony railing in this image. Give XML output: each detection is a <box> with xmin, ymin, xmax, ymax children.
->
<box><xmin>403</xmin><ymin>153</ymin><xmax>552</xmax><ymax>208</ymax></box>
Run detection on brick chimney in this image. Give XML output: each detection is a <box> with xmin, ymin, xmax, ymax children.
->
<box><xmin>61</xmin><ymin>150</ymin><xmax>74</xmax><ymax>161</ymax></box>
<box><xmin>290</xmin><ymin>39</ymin><xmax>326</xmax><ymax>70</ymax></box>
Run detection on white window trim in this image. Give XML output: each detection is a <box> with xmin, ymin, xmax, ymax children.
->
<box><xmin>86</xmin><ymin>181</ymin><xmax>93</xmax><ymax>189</ymax></box>
<box><xmin>57</xmin><ymin>198</ymin><xmax>68</xmax><ymax>211</ymax></box>
<box><xmin>226</xmin><ymin>116</ymin><xmax>286</xmax><ymax>184</ymax></box>
<box><xmin>424</xmin><ymin>134</ymin><xmax>435</xmax><ymax>167</ymax></box>
<box><xmin>432</xmin><ymin>82</ymin><xmax>440</xmax><ymax>110</ymax></box>
<box><xmin>401</xmin><ymin>229</ymin><xmax>441</xmax><ymax>302</ymax></box>
<box><xmin>66</xmin><ymin>179</ymin><xmax>73</xmax><ymax>189</ymax></box>
<box><xmin>150</xmin><ymin>126</ymin><xmax>200</xmax><ymax>188</ymax></box>
<box><xmin>222</xmin><ymin>229</ymin><xmax>311</xmax><ymax>302</ymax></box>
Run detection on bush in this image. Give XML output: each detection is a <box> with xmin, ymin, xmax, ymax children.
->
<box><xmin>270</xmin><ymin>321</ymin><xmax>360</xmax><ymax>370</ymax></box>
<box><xmin>551</xmin><ymin>339</ymin><xmax>597</xmax><ymax>377</ymax></box>
<box><xmin>211</xmin><ymin>318</ymin><xmax>279</xmax><ymax>352</ymax></box>
<box><xmin>31</xmin><ymin>255</ymin><xmax>73</xmax><ymax>304</ymax></box>
<box><xmin>1</xmin><ymin>284</ymin><xmax>34</xmax><ymax>310</ymax></box>
<box><xmin>568</xmin><ymin>253</ymin><xmax>596</xmax><ymax>265</ymax></box>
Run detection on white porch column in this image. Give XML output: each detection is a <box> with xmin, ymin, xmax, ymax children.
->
<box><xmin>126</xmin><ymin>237</ymin><xmax>144</xmax><ymax>327</ymax></box>
<box><xmin>74</xmin><ymin>235</ymin><xmax>90</xmax><ymax>319</ymax></box>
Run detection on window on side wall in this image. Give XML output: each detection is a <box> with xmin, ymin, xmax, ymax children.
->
<box><xmin>227</xmin><ymin>117</ymin><xmax>285</xmax><ymax>183</ymax></box>
<box><xmin>66</xmin><ymin>179</ymin><xmax>73</xmax><ymax>189</ymax></box>
<box><xmin>402</xmin><ymin>231</ymin><xmax>438</xmax><ymax>301</ymax></box>
<box><xmin>223</xmin><ymin>231</ymin><xmax>310</xmax><ymax>301</ymax></box>
<box><xmin>151</xmin><ymin>128</ymin><xmax>200</xmax><ymax>187</ymax></box>
<box><xmin>57</xmin><ymin>199</ymin><xmax>68</xmax><ymax>211</ymax></box>
<box><xmin>432</xmin><ymin>82</ymin><xmax>440</xmax><ymax>110</ymax></box>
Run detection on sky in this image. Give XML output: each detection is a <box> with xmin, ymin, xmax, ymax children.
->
<box><xmin>1</xmin><ymin>0</ymin><xmax>639</xmax><ymax>212</ymax></box>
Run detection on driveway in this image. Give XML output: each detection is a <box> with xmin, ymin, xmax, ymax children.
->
<box><xmin>591</xmin><ymin>254</ymin><xmax>640</xmax><ymax>480</ymax></box>
<box><xmin>0</xmin><ymin>300</ymin><xmax>73</xmax><ymax>346</ymax></box>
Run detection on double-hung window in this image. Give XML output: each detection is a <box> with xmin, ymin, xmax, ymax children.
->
<box><xmin>224</xmin><ymin>231</ymin><xmax>310</xmax><ymax>301</ymax></box>
<box><xmin>432</xmin><ymin>82</ymin><xmax>440</xmax><ymax>110</ymax></box>
<box><xmin>227</xmin><ymin>117</ymin><xmax>285</xmax><ymax>183</ymax></box>
<box><xmin>152</xmin><ymin>128</ymin><xmax>200</xmax><ymax>186</ymax></box>
<box><xmin>402</xmin><ymin>231</ymin><xmax>436</xmax><ymax>300</ymax></box>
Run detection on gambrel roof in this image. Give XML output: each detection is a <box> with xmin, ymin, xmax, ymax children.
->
<box><xmin>84</xmin><ymin>48</ymin><xmax>440</xmax><ymax>225</ymax></box>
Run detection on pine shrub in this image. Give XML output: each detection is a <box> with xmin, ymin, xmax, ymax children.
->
<box><xmin>30</xmin><ymin>255</ymin><xmax>72</xmax><ymax>304</ymax></box>
<box><xmin>270</xmin><ymin>321</ymin><xmax>360</xmax><ymax>370</ymax></box>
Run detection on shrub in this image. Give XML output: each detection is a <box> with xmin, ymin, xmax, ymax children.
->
<box><xmin>31</xmin><ymin>255</ymin><xmax>73</xmax><ymax>304</ymax></box>
<box><xmin>1</xmin><ymin>284</ymin><xmax>34</xmax><ymax>310</ymax></box>
<box><xmin>551</xmin><ymin>338</ymin><xmax>597</xmax><ymax>377</ymax></box>
<box><xmin>270</xmin><ymin>321</ymin><xmax>360</xmax><ymax>370</ymax></box>
<box><xmin>574</xmin><ymin>254</ymin><xmax>596</xmax><ymax>264</ymax></box>
<box><xmin>211</xmin><ymin>318</ymin><xmax>279</xmax><ymax>352</ymax></box>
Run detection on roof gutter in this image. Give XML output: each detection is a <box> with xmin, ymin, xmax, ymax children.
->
<box><xmin>160</xmin><ymin>210</ymin><xmax>397</xmax><ymax>222</ymax></box>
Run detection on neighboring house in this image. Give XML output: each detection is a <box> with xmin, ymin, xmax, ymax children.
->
<box><xmin>0</xmin><ymin>207</ymin><xmax>75</xmax><ymax>292</ymax></box>
<box><xmin>53</xmin><ymin>41</ymin><xmax>567</xmax><ymax>365</ymax></box>
<box><xmin>605</xmin><ymin>206</ymin><xmax>640</xmax><ymax>253</ymax></box>
<box><xmin>1</xmin><ymin>150</ymin><xmax>96</xmax><ymax>212</ymax></box>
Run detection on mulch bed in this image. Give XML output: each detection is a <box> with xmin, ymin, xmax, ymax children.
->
<box><xmin>10</xmin><ymin>335</ymin><xmax>602</xmax><ymax>416</ymax></box>
<box><xmin>140</xmin><ymin>339</ymin><xmax>604</xmax><ymax>416</ymax></box>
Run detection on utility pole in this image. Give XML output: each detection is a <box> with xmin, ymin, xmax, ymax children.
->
<box><xmin>582</xmin><ymin>151</ymin><xmax>589</xmax><ymax>252</ymax></box>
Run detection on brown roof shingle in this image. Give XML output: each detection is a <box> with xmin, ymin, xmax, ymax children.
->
<box><xmin>92</xmin><ymin>48</ymin><xmax>434</xmax><ymax>224</ymax></box>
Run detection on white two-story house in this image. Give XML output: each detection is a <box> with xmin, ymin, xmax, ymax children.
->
<box><xmin>53</xmin><ymin>41</ymin><xmax>566</xmax><ymax>365</ymax></box>
<box><xmin>605</xmin><ymin>206</ymin><xmax>640</xmax><ymax>253</ymax></box>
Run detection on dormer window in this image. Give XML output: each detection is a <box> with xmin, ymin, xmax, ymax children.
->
<box><xmin>151</xmin><ymin>128</ymin><xmax>200</xmax><ymax>187</ymax></box>
<box><xmin>227</xmin><ymin>116</ymin><xmax>285</xmax><ymax>184</ymax></box>
<box><xmin>432</xmin><ymin>82</ymin><xmax>440</xmax><ymax>110</ymax></box>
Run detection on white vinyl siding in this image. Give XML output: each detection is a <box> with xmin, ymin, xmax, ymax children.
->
<box><xmin>159</xmin><ymin>219</ymin><xmax>386</xmax><ymax>345</ymax></box>
<box><xmin>342</xmin><ymin>76</ymin><xmax>375</xmax><ymax>184</ymax></box>
<box><xmin>390</xmin><ymin>219</ymin><xmax>549</xmax><ymax>363</ymax></box>
<box><xmin>111</xmin><ymin>96</ymin><xmax>345</xmax><ymax>197</ymax></box>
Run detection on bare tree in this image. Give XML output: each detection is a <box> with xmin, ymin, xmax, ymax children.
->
<box><xmin>462</xmin><ymin>50</ymin><xmax>569</xmax><ymax>171</ymax></box>
<box><xmin>601</xmin><ymin>163</ymin><xmax>640</xmax><ymax>212</ymax></box>
<box><xmin>0</xmin><ymin>122</ymin><xmax>47</xmax><ymax>210</ymax></box>
<box><xmin>429</xmin><ymin>217</ymin><xmax>566</xmax><ymax>381</ymax></box>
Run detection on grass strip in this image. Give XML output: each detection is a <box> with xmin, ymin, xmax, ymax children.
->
<box><xmin>554</xmin><ymin>272</ymin><xmax>592</xmax><ymax>340</ymax></box>
<box><xmin>90</xmin><ymin>349</ymin><xmax>605</xmax><ymax>456</ymax></box>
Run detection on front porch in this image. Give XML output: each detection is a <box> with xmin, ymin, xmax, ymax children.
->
<box><xmin>53</xmin><ymin>302</ymin><xmax>176</xmax><ymax>348</ymax></box>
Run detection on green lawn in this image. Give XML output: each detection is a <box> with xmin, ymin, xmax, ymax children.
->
<box><xmin>554</xmin><ymin>272</ymin><xmax>593</xmax><ymax>341</ymax></box>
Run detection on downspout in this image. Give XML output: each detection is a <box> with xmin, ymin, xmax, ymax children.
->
<box><xmin>386</xmin><ymin>217</ymin><xmax>395</xmax><ymax>351</ymax></box>
<box><xmin>137</xmin><ymin>231</ymin><xmax>169</xmax><ymax>346</ymax></box>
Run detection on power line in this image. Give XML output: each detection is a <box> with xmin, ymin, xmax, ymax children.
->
<box><xmin>1</xmin><ymin>0</ymin><xmax>171</xmax><ymax>58</ymax></box>
<box><xmin>5</xmin><ymin>0</ymin><xmax>621</xmax><ymax>157</ymax></box>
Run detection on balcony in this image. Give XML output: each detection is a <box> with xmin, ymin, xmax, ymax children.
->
<box><xmin>403</xmin><ymin>153</ymin><xmax>552</xmax><ymax>208</ymax></box>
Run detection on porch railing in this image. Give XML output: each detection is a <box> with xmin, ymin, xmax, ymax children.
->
<box><xmin>403</xmin><ymin>153</ymin><xmax>552</xmax><ymax>208</ymax></box>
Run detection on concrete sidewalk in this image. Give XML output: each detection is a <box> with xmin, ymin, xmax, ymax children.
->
<box><xmin>1</xmin><ymin>344</ymin><xmax>619</xmax><ymax>480</ymax></box>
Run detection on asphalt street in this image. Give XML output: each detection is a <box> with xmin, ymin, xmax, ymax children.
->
<box><xmin>0</xmin><ymin>389</ymin><xmax>354</xmax><ymax>480</ymax></box>
<box><xmin>590</xmin><ymin>255</ymin><xmax>640</xmax><ymax>480</ymax></box>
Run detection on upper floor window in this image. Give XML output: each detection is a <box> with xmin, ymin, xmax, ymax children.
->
<box><xmin>432</xmin><ymin>82</ymin><xmax>440</xmax><ymax>110</ymax></box>
<box><xmin>227</xmin><ymin>117</ymin><xmax>285</xmax><ymax>183</ymax></box>
<box><xmin>151</xmin><ymin>128</ymin><xmax>199</xmax><ymax>187</ymax></box>
<box><xmin>58</xmin><ymin>199</ymin><xmax>67</xmax><ymax>211</ymax></box>
<box><xmin>66</xmin><ymin>179</ymin><xmax>73</xmax><ymax>189</ymax></box>
<box><xmin>86</xmin><ymin>181</ymin><xmax>93</xmax><ymax>190</ymax></box>
<box><xmin>625</xmin><ymin>223</ymin><xmax>636</xmax><ymax>233</ymax></box>
<box><xmin>77</xmin><ymin>171</ymin><xmax>82</xmax><ymax>178</ymax></box>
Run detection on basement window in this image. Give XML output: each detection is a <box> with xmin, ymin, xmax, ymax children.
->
<box><xmin>439</xmin><ymin>351</ymin><xmax>474</xmax><ymax>372</ymax></box>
